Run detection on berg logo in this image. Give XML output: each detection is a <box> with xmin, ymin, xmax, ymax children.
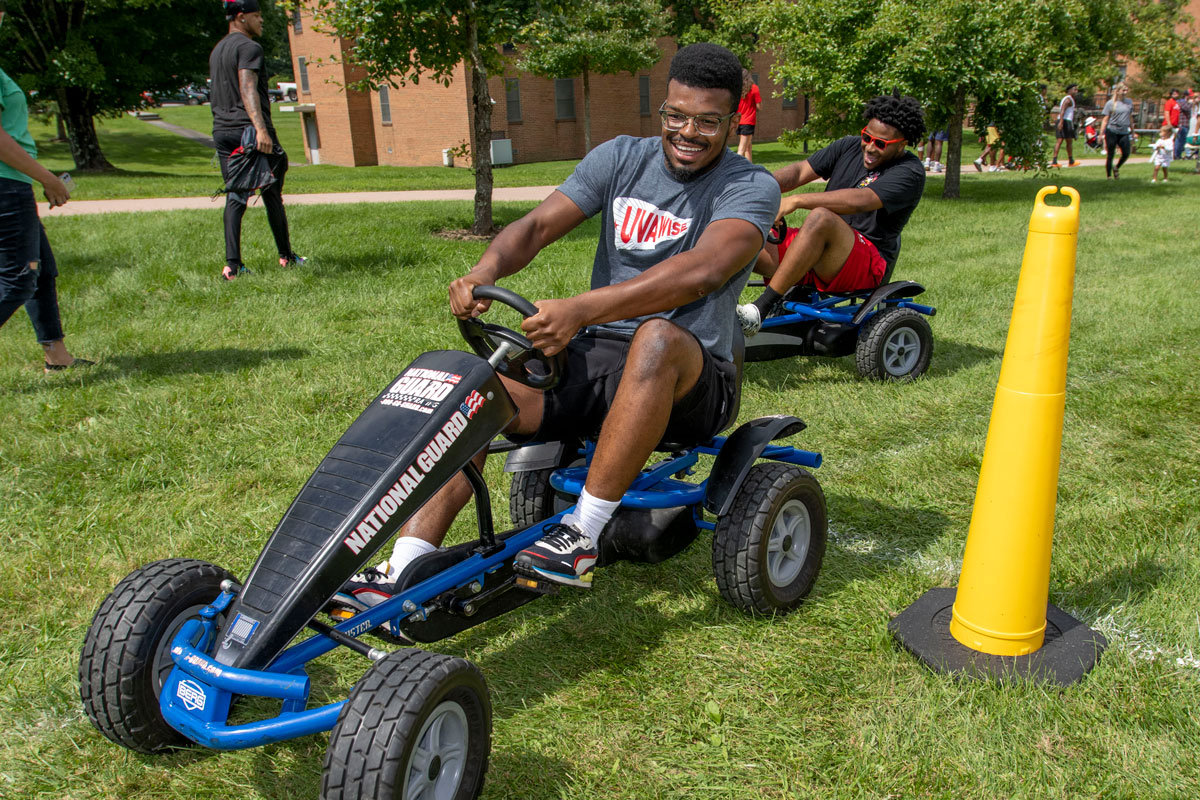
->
<box><xmin>177</xmin><ymin>679</ymin><xmax>207</xmax><ymax>712</ymax></box>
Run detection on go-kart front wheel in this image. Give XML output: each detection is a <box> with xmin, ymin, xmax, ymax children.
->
<box><xmin>855</xmin><ymin>307</ymin><xmax>932</xmax><ymax>381</ymax></box>
<box><xmin>712</xmin><ymin>463</ymin><xmax>826</xmax><ymax>615</ymax></box>
<box><xmin>79</xmin><ymin>558</ymin><xmax>234</xmax><ymax>753</ymax></box>
<box><xmin>323</xmin><ymin>649</ymin><xmax>491</xmax><ymax>800</ymax></box>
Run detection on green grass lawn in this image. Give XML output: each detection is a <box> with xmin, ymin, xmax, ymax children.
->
<box><xmin>1</xmin><ymin>165</ymin><xmax>1197</xmax><ymax>799</ymax></box>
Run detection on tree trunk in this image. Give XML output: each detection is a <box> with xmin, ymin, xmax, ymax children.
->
<box><xmin>942</xmin><ymin>87</ymin><xmax>967</xmax><ymax>200</ymax></box>
<box><xmin>60</xmin><ymin>87</ymin><xmax>113</xmax><ymax>172</ymax></box>
<box><xmin>582</xmin><ymin>68</ymin><xmax>591</xmax><ymax>154</ymax></box>
<box><xmin>466</xmin><ymin>14</ymin><xmax>494</xmax><ymax>236</ymax></box>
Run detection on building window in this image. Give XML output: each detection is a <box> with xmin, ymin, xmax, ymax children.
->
<box><xmin>379</xmin><ymin>86</ymin><xmax>391</xmax><ymax>125</ymax></box>
<box><xmin>298</xmin><ymin>57</ymin><xmax>310</xmax><ymax>94</ymax></box>
<box><xmin>292</xmin><ymin>9</ymin><xmax>302</xmax><ymax>33</ymax></box>
<box><xmin>506</xmin><ymin>79</ymin><xmax>521</xmax><ymax>123</ymax></box>
<box><xmin>782</xmin><ymin>78</ymin><xmax>798</xmax><ymax>109</ymax></box>
<box><xmin>555</xmin><ymin>78</ymin><xmax>575</xmax><ymax>120</ymax></box>
<box><xmin>639</xmin><ymin>76</ymin><xmax>650</xmax><ymax>116</ymax></box>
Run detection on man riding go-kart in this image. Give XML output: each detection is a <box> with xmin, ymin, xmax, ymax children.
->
<box><xmin>731</xmin><ymin>93</ymin><xmax>936</xmax><ymax>381</ymax></box>
<box><xmin>330</xmin><ymin>42</ymin><xmax>780</xmax><ymax>617</ymax></box>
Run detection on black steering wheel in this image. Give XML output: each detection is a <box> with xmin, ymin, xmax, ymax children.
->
<box><xmin>457</xmin><ymin>285</ymin><xmax>564</xmax><ymax>390</ymax></box>
<box><xmin>766</xmin><ymin>218</ymin><xmax>787</xmax><ymax>245</ymax></box>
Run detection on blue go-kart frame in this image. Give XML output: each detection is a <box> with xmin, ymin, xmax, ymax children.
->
<box><xmin>79</xmin><ymin>287</ymin><xmax>829</xmax><ymax>800</ymax></box>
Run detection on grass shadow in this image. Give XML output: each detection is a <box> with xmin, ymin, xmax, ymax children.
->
<box><xmin>1055</xmin><ymin>555</ymin><xmax>1169</xmax><ymax>615</ymax></box>
<box><xmin>35</xmin><ymin>347</ymin><xmax>309</xmax><ymax>387</ymax></box>
<box><xmin>929</xmin><ymin>338</ymin><xmax>1000</xmax><ymax>377</ymax></box>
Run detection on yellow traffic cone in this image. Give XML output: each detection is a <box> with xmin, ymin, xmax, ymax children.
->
<box><xmin>889</xmin><ymin>186</ymin><xmax>1106</xmax><ymax>684</ymax></box>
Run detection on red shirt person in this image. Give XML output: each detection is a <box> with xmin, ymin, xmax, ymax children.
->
<box><xmin>736</xmin><ymin>68</ymin><xmax>762</xmax><ymax>162</ymax></box>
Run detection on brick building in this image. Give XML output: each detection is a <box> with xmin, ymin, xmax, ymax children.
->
<box><xmin>284</xmin><ymin>6</ymin><xmax>806</xmax><ymax>168</ymax></box>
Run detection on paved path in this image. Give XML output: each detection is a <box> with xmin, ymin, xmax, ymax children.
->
<box><xmin>142</xmin><ymin>119</ymin><xmax>215</xmax><ymax>148</ymax></box>
<box><xmin>41</xmin><ymin>156</ymin><xmax>1136</xmax><ymax>217</ymax></box>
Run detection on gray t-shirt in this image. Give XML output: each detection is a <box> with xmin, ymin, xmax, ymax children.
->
<box><xmin>1102</xmin><ymin>98</ymin><xmax>1133</xmax><ymax>134</ymax></box>
<box><xmin>558</xmin><ymin>136</ymin><xmax>779</xmax><ymax>362</ymax></box>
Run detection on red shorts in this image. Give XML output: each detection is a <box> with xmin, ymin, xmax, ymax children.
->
<box><xmin>776</xmin><ymin>226</ymin><xmax>887</xmax><ymax>292</ymax></box>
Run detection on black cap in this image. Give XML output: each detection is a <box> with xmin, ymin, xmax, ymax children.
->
<box><xmin>224</xmin><ymin>0</ymin><xmax>260</xmax><ymax>20</ymax></box>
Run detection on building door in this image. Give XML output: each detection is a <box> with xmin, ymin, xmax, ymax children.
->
<box><xmin>304</xmin><ymin>114</ymin><xmax>322</xmax><ymax>165</ymax></box>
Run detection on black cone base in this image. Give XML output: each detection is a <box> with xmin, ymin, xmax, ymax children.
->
<box><xmin>889</xmin><ymin>588</ymin><xmax>1107</xmax><ymax>686</ymax></box>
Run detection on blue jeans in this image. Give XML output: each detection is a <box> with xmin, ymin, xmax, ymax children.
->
<box><xmin>1175</xmin><ymin>123</ymin><xmax>1190</xmax><ymax>160</ymax></box>
<box><xmin>0</xmin><ymin>178</ymin><xmax>64</xmax><ymax>343</ymax></box>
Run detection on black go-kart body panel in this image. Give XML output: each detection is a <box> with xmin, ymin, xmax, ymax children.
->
<box><xmin>744</xmin><ymin>281</ymin><xmax>928</xmax><ymax>363</ymax></box>
<box><xmin>214</xmin><ymin>350</ymin><xmax>516</xmax><ymax>670</ymax></box>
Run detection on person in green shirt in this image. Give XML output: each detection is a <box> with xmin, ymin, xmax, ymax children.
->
<box><xmin>0</xmin><ymin>2</ymin><xmax>92</xmax><ymax>371</ymax></box>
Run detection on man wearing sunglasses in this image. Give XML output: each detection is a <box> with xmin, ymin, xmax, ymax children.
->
<box><xmin>329</xmin><ymin>43</ymin><xmax>778</xmax><ymax>613</ymax></box>
<box><xmin>737</xmin><ymin>94</ymin><xmax>926</xmax><ymax>335</ymax></box>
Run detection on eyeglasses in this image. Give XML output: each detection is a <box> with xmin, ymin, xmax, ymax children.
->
<box><xmin>860</xmin><ymin>127</ymin><xmax>906</xmax><ymax>150</ymax></box>
<box><xmin>660</xmin><ymin>104</ymin><xmax>736</xmax><ymax>137</ymax></box>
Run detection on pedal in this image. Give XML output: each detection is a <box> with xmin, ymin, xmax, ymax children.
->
<box><xmin>327</xmin><ymin>607</ymin><xmax>355</xmax><ymax>621</ymax></box>
<box><xmin>514</xmin><ymin>575</ymin><xmax>560</xmax><ymax>595</ymax></box>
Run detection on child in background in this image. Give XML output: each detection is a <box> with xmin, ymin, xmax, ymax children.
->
<box><xmin>1151</xmin><ymin>125</ymin><xmax>1174</xmax><ymax>183</ymax></box>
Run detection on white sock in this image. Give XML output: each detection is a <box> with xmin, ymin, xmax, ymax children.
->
<box><xmin>378</xmin><ymin>536</ymin><xmax>437</xmax><ymax>580</ymax></box>
<box><xmin>562</xmin><ymin>487</ymin><xmax>621</xmax><ymax>543</ymax></box>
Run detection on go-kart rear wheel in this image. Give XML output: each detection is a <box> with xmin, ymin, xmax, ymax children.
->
<box><xmin>508</xmin><ymin>446</ymin><xmax>585</xmax><ymax>528</ymax></box>
<box><xmin>323</xmin><ymin>649</ymin><xmax>491</xmax><ymax>800</ymax></box>
<box><xmin>712</xmin><ymin>463</ymin><xmax>826</xmax><ymax>615</ymax></box>
<box><xmin>855</xmin><ymin>307</ymin><xmax>932</xmax><ymax>381</ymax></box>
<box><xmin>79</xmin><ymin>558</ymin><xmax>234</xmax><ymax>753</ymax></box>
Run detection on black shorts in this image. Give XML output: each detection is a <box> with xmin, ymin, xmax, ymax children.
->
<box><xmin>1059</xmin><ymin>120</ymin><xmax>1076</xmax><ymax>140</ymax></box>
<box><xmin>530</xmin><ymin>326</ymin><xmax>738</xmax><ymax>448</ymax></box>
<box><xmin>737</xmin><ymin>124</ymin><xmax>756</xmax><ymax>136</ymax></box>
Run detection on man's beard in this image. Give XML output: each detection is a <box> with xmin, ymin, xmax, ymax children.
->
<box><xmin>661</xmin><ymin>140</ymin><xmax>722</xmax><ymax>182</ymax></box>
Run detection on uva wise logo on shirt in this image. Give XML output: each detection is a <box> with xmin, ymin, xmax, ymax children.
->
<box><xmin>612</xmin><ymin>197</ymin><xmax>692</xmax><ymax>251</ymax></box>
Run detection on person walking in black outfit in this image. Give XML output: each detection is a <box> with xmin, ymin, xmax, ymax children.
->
<box><xmin>209</xmin><ymin>0</ymin><xmax>302</xmax><ymax>281</ymax></box>
<box><xmin>1100</xmin><ymin>83</ymin><xmax>1134</xmax><ymax>180</ymax></box>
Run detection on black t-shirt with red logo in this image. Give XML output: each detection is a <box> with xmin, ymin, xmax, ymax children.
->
<box><xmin>806</xmin><ymin>135</ymin><xmax>925</xmax><ymax>270</ymax></box>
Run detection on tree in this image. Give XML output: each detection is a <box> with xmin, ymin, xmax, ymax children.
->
<box><xmin>760</xmin><ymin>0</ymin><xmax>1198</xmax><ymax>198</ymax></box>
<box><xmin>517</xmin><ymin>0</ymin><xmax>665</xmax><ymax>153</ymax></box>
<box><xmin>313</xmin><ymin>0</ymin><xmax>544</xmax><ymax>235</ymax></box>
<box><xmin>0</xmin><ymin>0</ymin><xmax>227</xmax><ymax>171</ymax></box>
<box><xmin>668</xmin><ymin>0</ymin><xmax>758</xmax><ymax>63</ymax></box>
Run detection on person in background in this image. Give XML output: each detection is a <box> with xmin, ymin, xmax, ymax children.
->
<box><xmin>1101</xmin><ymin>83</ymin><xmax>1135</xmax><ymax>179</ymax></box>
<box><xmin>1163</xmin><ymin>89</ymin><xmax>1180</xmax><ymax>131</ymax></box>
<box><xmin>1051</xmin><ymin>84</ymin><xmax>1080</xmax><ymax>167</ymax></box>
<box><xmin>209</xmin><ymin>0</ymin><xmax>303</xmax><ymax>281</ymax></box>
<box><xmin>1173</xmin><ymin>89</ymin><xmax>1191</xmax><ymax>160</ymax></box>
<box><xmin>736</xmin><ymin>68</ymin><xmax>761</xmax><ymax>163</ymax></box>
<box><xmin>1150</xmin><ymin>125</ymin><xmax>1174</xmax><ymax>183</ymax></box>
<box><xmin>925</xmin><ymin>129</ymin><xmax>948</xmax><ymax>173</ymax></box>
<box><xmin>0</xmin><ymin>1</ymin><xmax>93</xmax><ymax>373</ymax></box>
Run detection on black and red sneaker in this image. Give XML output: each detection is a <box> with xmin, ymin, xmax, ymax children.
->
<box><xmin>514</xmin><ymin>523</ymin><xmax>598</xmax><ymax>588</ymax></box>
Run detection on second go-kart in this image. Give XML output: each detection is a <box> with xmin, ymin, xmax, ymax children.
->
<box><xmin>78</xmin><ymin>287</ymin><xmax>828</xmax><ymax>800</ymax></box>
<box><xmin>744</xmin><ymin>224</ymin><xmax>937</xmax><ymax>381</ymax></box>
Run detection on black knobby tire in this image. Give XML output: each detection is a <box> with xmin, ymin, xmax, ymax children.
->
<box><xmin>322</xmin><ymin>649</ymin><xmax>491</xmax><ymax>800</ymax></box>
<box><xmin>79</xmin><ymin>558</ymin><xmax>233</xmax><ymax>753</ymax></box>
<box><xmin>855</xmin><ymin>307</ymin><xmax>933</xmax><ymax>381</ymax></box>
<box><xmin>712</xmin><ymin>463</ymin><xmax>827</xmax><ymax>615</ymax></box>
<box><xmin>508</xmin><ymin>446</ymin><xmax>583</xmax><ymax>528</ymax></box>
